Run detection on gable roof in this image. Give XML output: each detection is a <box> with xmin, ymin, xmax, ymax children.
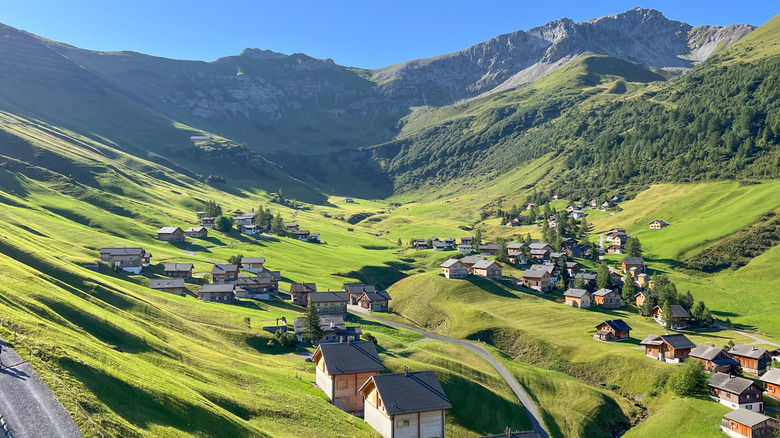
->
<box><xmin>729</xmin><ymin>344</ymin><xmax>770</xmax><ymax>359</ymax></box>
<box><xmin>522</xmin><ymin>269</ymin><xmax>549</xmax><ymax>279</ymax></box>
<box><xmin>185</xmin><ymin>226</ymin><xmax>206</xmax><ymax>232</ymax></box>
<box><xmin>760</xmin><ymin>368</ymin><xmax>780</xmax><ymax>386</ymax></box>
<box><xmin>241</xmin><ymin>257</ymin><xmax>265</xmax><ymax>264</ymax></box>
<box><xmin>158</xmin><ymin>226</ymin><xmax>183</xmax><ymax>234</ymax></box>
<box><xmin>313</xmin><ymin>341</ymin><xmax>383</xmax><ymax>375</ymax></box>
<box><xmin>361</xmin><ymin>291</ymin><xmax>392</xmax><ymax>302</ymax></box>
<box><xmin>100</xmin><ymin>247</ymin><xmax>145</xmax><ymax>256</ymax></box>
<box><xmin>150</xmin><ymin>278</ymin><xmax>185</xmax><ymax>289</ymax></box>
<box><xmin>622</xmin><ymin>257</ymin><xmax>644</xmax><ymax>265</ymax></box>
<box><xmin>440</xmin><ymin>259</ymin><xmax>465</xmax><ymax>269</ymax></box>
<box><xmin>361</xmin><ymin>371</ymin><xmax>452</xmax><ymax>415</ymax></box>
<box><xmin>201</xmin><ymin>284</ymin><xmax>235</xmax><ymax>293</ymax></box>
<box><xmin>164</xmin><ymin>263</ymin><xmax>193</xmax><ymax>272</ymax></box>
<box><xmin>564</xmin><ymin>288</ymin><xmax>589</xmax><ymax>298</ymax></box>
<box><xmin>654</xmin><ymin>304</ymin><xmax>691</xmax><ymax>318</ymax></box>
<box><xmin>479</xmin><ymin>243</ymin><xmax>499</xmax><ymax>251</ymax></box>
<box><xmin>724</xmin><ymin>409</ymin><xmax>775</xmax><ymax>428</ymax></box>
<box><xmin>506</xmin><ymin>243</ymin><xmax>524</xmax><ymax>250</ymax></box>
<box><xmin>640</xmin><ymin>334</ymin><xmax>695</xmax><ymax>350</ymax></box>
<box><xmin>575</xmin><ymin>272</ymin><xmax>597</xmax><ymax>281</ymax></box>
<box><xmin>472</xmin><ymin>260</ymin><xmax>501</xmax><ymax>270</ymax></box>
<box><xmin>212</xmin><ymin>263</ymin><xmax>239</xmax><ymax>274</ymax></box>
<box><xmin>707</xmin><ymin>372</ymin><xmax>759</xmax><ymax>395</ymax></box>
<box><xmin>690</xmin><ymin>345</ymin><xmax>730</xmax><ymax>361</ymax></box>
<box><xmin>597</xmin><ymin>319</ymin><xmax>632</xmax><ymax>332</ymax></box>
<box><xmin>593</xmin><ymin>288</ymin><xmax>617</xmax><ymax>297</ymax></box>
<box><xmin>528</xmin><ymin>264</ymin><xmax>555</xmax><ymax>274</ymax></box>
<box><xmin>343</xmin><ymin>283</ymin><xmax>376</xmax><ymax>294</ymax></box>
<box><xmin>461</xmin><ymin>256</ymin><xmax>486</xmax><ymax>265</ymax></box>
<box><xmin>308</xmin><ymin>292</ymin><xmax>349</xmax><ymax>303</ymax></box>
<box><xmin>290</xmin><ymin>283</ymin><xmax>317</xmax><ymax>294</ymax></box>
<box><xmin>528</xmin><ymin>243</ymin><xmax>550</xmax><ymax>250</ymax></box>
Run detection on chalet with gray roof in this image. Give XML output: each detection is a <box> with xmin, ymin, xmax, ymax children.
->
<box><xmin>457</xmin><ymin>244</ymin><xmax>473</xmax><ymax>253</ymax></box>
<box><xmin>150</xmin><ymin>278</ymin><xmax>186</xmax><ymax>296</ymax></box>
<box><xmin>294</xmin><ymin>315</ymin><xmax>361</xmax><ymax>344</ymax></box>
<box><xmin>291</xmin><ymin>283</ymin><xmax>317</xmax><ymax>306</ymax></box>
<box><xmin>157</xmin><ymin>226</ymin><xmax>185</xmax><ymax>242</ymax></box>
<box><xmin>760</xmin><ymin>368</ymin><xmax>780</xmax><ymax>400</ymax></box>
<box><xmin>528</xmin><ymin>242</ymin><xmax>552</xmax><ymax>252</ymax></box>
<box><xmin>432</xmin><ymin>240</ymin><xmax>448</xmax><ymax>251</ymax></box>
<box><xmin>521</xmin><ymin>269</ymin><xmax>552</xmax><ymax>293</ymax></box>
<box><xmin>621</xmin><ymin>257</ymin><xmax>645</xmax><ymax>274</ymax></box>
<box><xmin>240</xmin><ymin>257</ymin><xmax>265</xmax><ymax>273</ymax></box>
<box><xmin>164</xmin><ymin>263</ymin><xmax>193</xmax><ymax>279</ymax></box>
<box><xmin>461</xmin><ymin>256</ymin><xmax>487</xmax><ymax>273</ymax></box>
<box><xmin>360</xmin><ymin>370</ymin><xmax>451</xmax><ymax>438</ymax></box>
<box><xmin>235</xmin><ymin>274</ymin><xmax>274</xmax><ymax>299</ymax></box>
<box><xmin>185</xmin><ymin>226</ymin><xmax>208</xmax><ymax>238</ymax></box>
<box><xmin>729</xmin><ymin>345</ymin><xmax>773</xmax><ymax>376</ymax></box>
<box><xmin>200</xmin><ymin>217</ymin><xmax>216</xmax><ymax>228</ymax></box>
<box><xmin>564</xmin><ymin>288</ymin><xmax>590</xmax><ymax>308</ymax></box>
<box><xmin>641</xmin><ymin>334</ymin><xmax>696</xmax><ymax>363</ymax></box>
<box><xmin>342</xmin><ymin>283</ymin><xmax>377</xmax><ymax>305</ymax></box>
<box><xmin>198</xmin><ymin>284</ymin><xmax>235</xmax><ymax>303</ymax></box>
<box><xmin>707</xmin><ymin>372</ymin><xmax>764</xmax><ymax>411</ymax></box>
<box><xmin>211</xmin><ymin>263</ymin><xmax>239</xmax><ymax>284</ymax></box>
<box><xmin>472</xmin><ymin>260</ymin><xmax>502</xmax><ymax>280</ymax></box>
<box><xmin>689</xmin><ymin>345</ymin><xmax>739</xmax><ymax>373</ymax></box>
<box><xmin>99</xmin><ymin>247</ymin><xmax>151</xmax><ymax>274</ymax></box>
<box><xmin>651</xmin><ymin>304</ymin><xmax>691</xmax><ymax>330</ymax></box>
<box><xmin>309</xmin><ymin>292</ymin><xmax>349</xmax><ymax>315</ymax></box>
<box><xmin>440</xmin><ymin>259</ymin><xmax>468</xmax><ymax>279</ymax></box>
<box><xmin>592</xmin><ymin>289</ymin><xmax>624</xmax><ymax>309</ymax></box>
<box><xmin>721</xmin><ymin>409</ymin><xmax>778</xmax><ymax>438</ymax></box>
<box><xmin>508</xmin><ymin>251</ymin><xmax>527</xmax><ymax>265</ymax></box>
<box><xmin>529</xmin><ymin>248</ymin><xmax>550</xmax><ymax>262</ymax></box>
<box><xmin>595</xmin><ymin>319</ymin><xmax>631</xmax><ymax>341</ymax></box>
<box><xmin>479</xmin><ymin>243</ymin><xmax>500</xmax><ymax>256</ymax></box>
<box><xmin>313</xmin><ymin>341</ymin><xmax>383</xmax><ymax>413</ymax></box>
<box><xmin>359</xmin><ymin>291</ymin><xmax>392</xmax><ymax>311</ymax></box>
<box><xmin>460</xmin><ymin>237</ymin><xmax>473</xmax><ymax>245</ymax></box>
<box><xmin>649</xmin><ymin>220</ymin><xmax>669</xmax><ymax>229</ymax></box>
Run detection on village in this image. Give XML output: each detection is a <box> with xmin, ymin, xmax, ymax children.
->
<box><xmin>93</xmin><ymin>197</ymin><xmax>780</xmax><ymax>438</ymax></box>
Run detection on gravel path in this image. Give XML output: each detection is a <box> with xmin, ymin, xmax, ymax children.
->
<box><xmin>349</xmin><ymin>306</ymin><xmax>549</xmax><ymax>438</ymax></box>
<box><xmin>0</xmin><ymin>339</ymin><xmax>82</xmax><ymax>438</ymax></box>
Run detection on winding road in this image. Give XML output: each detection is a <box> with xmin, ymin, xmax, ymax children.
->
<box><xmin>0</xmin><ymin>339</ymin><xmax>82</xmax><ymax>438</ymax></box>
<box><xmin>349</xmin><ymin>306</ymin><xmax>549</xmax><ymax>438</ymax></box>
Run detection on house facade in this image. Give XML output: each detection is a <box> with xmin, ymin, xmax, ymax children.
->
<box><xmin>594</xmin><ymin>320</ymin><xmax>631</xmax><ymax>341</ymax></box>
<box><xmin>313</xmin><ymin>341</ymin><xmax>383</xmax><ymax>413</ymax></box>
<box><xmin>309</xmin><ymin>292</ymin><xmax>349</xmax><ymax>316</ymax></box>
<box><xmin>721</xmin><ymin>409</ymin><xmax>779</xmax><ymax>438</ymax></box>
<box><xmin>759</xmin><ymin>368</ymin><xmax>780</xmax><ymax>400</ymax></box>
<box><xmin>99</xmin><ymin>247</ymin><xmax>151</xmax><ymax>274</ymax></box>
<box><xmin>621</xmin><ymin>257</ymin><xmax>645</xmax><ymax>274</ymax></box>
<box><xmin>293</xmin><ymin>315</ymin><xmax>361</xmax><ymax>344</ymax></box>
<box><xmin>164</xmin><ymin>263</ymin><xmax>193</xmax><ymax>279</ymax></box>
<box><xmin>150</xmin><ymin>278</ymin><xmax>187</xmax><ymax>296</ymax></box>
<box><xmin>198</xmin><ymin>284</ymin><xmax>235</xmax><ymax>303</ymax></box>
<box><xmin>729</xmin><ymin>345</ymin><xmax>773</xmax><ymax>376</ymax></box>
<box><xmin>291</xmin><ymin>283</ymin><xmax>317</xmax><ymax>306</ymax></box>
<box><xmin>359</xmin><ymin>291</ymin><xmax>392</xmax><ymax>311</ymax></box>
<box><xmin>651</xmin><ymin>304</ymin><xmax>691</xmax><ymax>330</ymax></box>
<box><xmin>707</xmin><ymin>372</ymin><xmax>764</xmax><ymax>411</ymax></box>
<box><xmin>185</xmin><ymin>226</ymin><xmax>208</xmax><ymax>238</ymax></box>
<box><xmin>440</xmin><ymin>259</ymin><xmax>468</xmax><ymax>279</ymax></box>
<box><xmin>649</xmin><ymin>220</ymin><xmax>670</xmax><ymax>229</ymax></box>
<box><xmin>360</xmin><ymin>370</ymin><xmax>451</xmax><ymax>438</ymax></box>
<box><xmin>592</xmin><ymin>289</ymin><xmax>625</xmax><ymax>309</ymax></box>
<box><xmin>157</xmin><ymin>226</ymin><xmax>185</xmax><ymax>242</ymax></box>
<box><xmin>472</xmin><ymin>260</ymin><xmax>502</xmax><ymax>280</ymax></box>
<box><xmin>689</xmin><ymin>345</ymin><xmax>739</xmax><ymax>373</ymax></box>
<box><xmin>521</xmin><ymin>270</ymin><xmax>551</xmax><ymax>293</ymax></box>
<box><xmin>564</xmin><ymin>289</ymin><xmax>591</xmax><ymax>308</ymax></box>
<box><xmin>343</xmin><ymin>283</ymin><xmax>376</xmax><ymax>305</ymax></box>
<box><xmin>241</xmin><ymin>257</ymin><xmax>265</xmax><ymax>273</ymax></box>
<box><xmin>640</xmin><ymin>334</ymin><xmax>696</xmax><ymax>363</ymax></box>
<box><xmin>211</xmin><ymin>263</ymin><xmax>240</xmax><ymax>284</ymax></box>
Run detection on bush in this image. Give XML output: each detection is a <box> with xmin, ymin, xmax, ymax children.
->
<box><xmin>666</xmin><ymin>361</ymin><xmax>707</xmax><ymax>398</ymax></box>
<box><xmin>362</xmin><ymin>333</ymin><xmax>378</xmax><ymax>345</ymax></box>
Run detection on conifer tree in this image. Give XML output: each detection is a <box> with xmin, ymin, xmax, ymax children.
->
<box><xmin>662</xmin><ymin>300</ymin><xmax>673</xmax><ymax>329</ymax></box>
<box><xmin>622</xmin><ymin>274</ymin><xmax>636</xmax><ymax>304</ymax></box>
<box><xmin>304</xmin><ymin>301</ymin><xmax>323</xmax><ymax>342</ymax></box>
<box><xmin>597</xmin><ymin>263</ymin><xmax>611</xmax><ymax>290</ymax></box>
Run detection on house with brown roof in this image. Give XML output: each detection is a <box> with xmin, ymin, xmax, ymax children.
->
<box><xmin>651</xmin><ymin>304</ymin><xmax>691</xmax><ymax>330</ymax></box>
<box><xmin>150</xmin><ymin>278</ymin><xmax>187</xmax><ymax>296</ymax></box>
<box><xmin>360</xmin><ymin>369</ymin><xmax>451</xmax><ymax>438</ymax></box>
<box><xmin>290</xmin><ymin>283</ymin><xmax>317</xmax><ymax>306</ymax></box>
<box><xmin>164</xmin><ymin>263</ymin><xmax>193</xmax><ymax>279</ymax></box>
<box><xmin>592</xmin><ymin>289</ymin><xmax>625</xmax><ymax>309</ymax></box>
<box><xmin>472</xmin><ymin>260</ymin><xmax>502</xmax><ymax>280</ymax></box>
<box><xmin>594</xmin><ymin>319</ymin><xmax>631</xmax><ymax>341</ymax></box>
<box><xmin>198</xmin><ymin>284</ymin><xmax>235</xmax><ymax>303</ymax></box>
<box><xmin>285</xmin><ymin>223</ymin><xmax>300</xmax><ymax>232</ymax></box>
<box><xmin>342</xmin><ymin>283</ymin><xmax>376</xmax><ymax>305</ymax></box>
<box><xmin>211</xmin><ymin>263</ymin><xmax>239</xmax><ymax>284</ymax></box>
<box><xmin>689</xmin><ymin>345</ymin><xmax>739</xmax><ymax>373</ymax></box>
<box><xmin>235</xmin><ymin>274</ymin><xmax>275</xmax><ymax>299</ymax></box>
<box><xmin>359</xmin><ymin>291</ymin><xmax>392</xmax><ymax>312</ymax></box>
<box><xmin>185</xmin><ymin>226</ymin><xmax>208</xmax><ymax>238</ymax></box>
<box><xmin>460</xmin><ymin>237</ymin><xmax>473</xmax><ymax>245</ymax></box>
<box><xmin>293</xmin><ymin>315</ymin><xmax>361</xmax><ymax>344</ymax></box>
<box><xmin>440</xmin><ymin>259</ymin><xmax>468</xmax><ymax>279</ymax></box>
<box><xmin>99</xmin><ymin>247</ymin><xmax>151</xmax><ymax>274</ymax></box>
<box><xmin>621</xmin><ymin>257</ymin><xmax>645</xmax><ymax>274</ymax></box>
<box><xmin>157</xmin><ymin>226</ymin><xmax>185</xmax><ymax>242</ymax></box>
<box><xmin>564</xmin><ymin>289</ymin><xmax>591</xmax><ymax>309</ymax></box>
<box><xmin>234</xmin><ymin>211</ymin><xmax>255</xmax><ymax>227</ymax></box>
<box><xmin>649</xmin><ymin>220</ymin><xmax>670</xmax><ymax>229</ymax></box>
<box><xmin>759</xmin><ymin>368</ymin><xmax>780</xmax><ymax>400</ymax></box>
<box><xmin>640</xmin><ymin>334</ymin><xmax>696</xmax><ymax>363</ymax></box>
<box><xmin>729</xmin><ymin>345</ymin><xmax>773</xmax><ymax>376</ymax></box>
<box><xmin>521</xmin><ymin>270</ymin><xmax>552</xmax><ymax>293</ymax></box>
<box><xmin>309</xmin><ymin>292</ymin><xmax>349</xmax><ymax>316</ymax></box>
<box><xmin>479</xmin><ymin>243</ymin><xmax>500</xmax><ymax>256</ymax></box>
<box><xmin>707</xmin><ymin>372</ymin><xmax>764</xmax><ymax>411</ymax></box>
<box><xmin>200</xmin><ymin>217</ymin><xmax>216</xmax><ymax>228</ymax></box>
<box><xmin>240</xmin><ymin>257</ymin><xmax>265</xmax><ymax>273</ymax></box>
<box><xmin>721</xmin><ymin>409</ymin><xmax>779</xmax><ymax>438</ymax></box>
<box><xmin>313</xmin><ymin>341</ymin><xmax>384</xmax><ymax>413</ymax></box>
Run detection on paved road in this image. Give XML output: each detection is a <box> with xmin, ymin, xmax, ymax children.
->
<box><xmin>720</xmin><ymin>327</ymin><xmax>780</xmax><ymax>348</ymax></box>
<box><xmin>349</xmin><ymin>306</ymin><xmax>549</xmax><ymax>438</ymax></box>
<box><xmin>0</xmin><ymin>339</ymin><xmax>82</xmax><ymax>438</ymax></box>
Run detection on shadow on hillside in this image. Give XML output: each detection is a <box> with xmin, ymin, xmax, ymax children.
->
<box><xmin>245</xmin><ymin>336</ymin><xmax>297</xmax><ymax>356</ymax></box>
<box><xmin>333</xmin><ymin>264</ymin><xmax>407</xmax><ymax>290</ymax></box>
<box><xmin>465</xmin><ymin>277</ymin><xmax>516</xmax><ymax>299</ymax></box>
<box><xmin>58</xmin><ymin>358</ymin><xmax>256</xmax><ymax>437</ymax></box>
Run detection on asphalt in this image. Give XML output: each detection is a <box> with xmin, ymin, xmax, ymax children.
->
<box><xmin>0</xmin><ymin>338</ymin><xmax>82</xmax><ymax>438</ymax></box>
<box><xmin>349</xmin><ymin>306</ymin><xmax>550</xmax><ymax>438</ymax></box>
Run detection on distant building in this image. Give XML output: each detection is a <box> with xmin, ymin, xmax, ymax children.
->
<box><xmin>99</xmin><ymin>247</ymin><xmax>151</xmax><ymax>274</ymax></box>
<box><xmin>689</xmin><ymin>345</ymin><xmax>739</xmax><ymax>373</ymax></box>
<box><xmin>309</xmin><ymin>292</ymin><xmax>349</xmax><ymax>316</ymax></box>
<box><xmin>592</xmin><ymin>289</ymin><xmax>625</xmax><ymax>309</ymax></box>
<box><xmin>185</xmin><ymin>226</ymin><xmax>208</xmax><ymax>238</ymax></box>
<box><xmin>211</xmin><ymin>264</ymin><xmax>239</xmax><ymax>284</ymax></box>
<box><xmin>721</xmin><ymin>409</ymin><xmax>778</xmax><ymax>438</ymax></box>
<box><xmin>649</xmin><ymin>220</ymin><xmax>670</xmax><ymax>229</ymax></box>
<box><xmin>241</xmin><ymin>257</ymin><xmax>265</xmax><ymax>273</ymax></box>
<box><xmin>440</xmin><ymin>259</ymin><xmax>468</xmax><ymax>279</ymax></box>
<box><xmin>164</xmin><ymin>263</ymin><xmax>193</xmax><ymax>279</ymax></box>
<box><xmin>472</xmin><ymin>260</ymin><xmax>502</xmax><ymax>280</ymax></box>
<box><xmin>290</xmin><ymin>283</ymin><xmax>317</xmax><ymax>306</ymax></box>
<box><xmin>157</xmin><ymin>226</ymin><xmax>185</xmax><ymax>242</ymax></box>
<box><xmin>198</xmin><ymin>284</ymin><xmax>235</xmax><ymax>303</ymax></box>
<box><xmin>651</xmin><ymin>305</ymin><xmax>690</xmax><ymax>330</ymax></box>
<box><xmin>521</xmin><ymin>270</ymin><xmax>552</xmax><ymax>293</ymax></box>
<box><xmin>342</xmin><ymin>283</ymin><xmax>376</xmax><ymax>305</ymax></box>
<box><xmin>150</xmin><ymin>278</ymin><xmax>186</xmax><ymax>296</ymax></box>
<box><xmin>358</xmin><ymin>291</ymin><xmax>392</xmax><ymax>312</ymax></box>
<box><xmin>760</xmin><ymin>368</ymin><xmax>780</xmax><ymax>400</ymax></box>
<box><xmin>564</xmin><ymin>289</ymin><xmax>591</xmax><ymax>309</ymax></box>
<box><xmin>293</xmin><ymin>315</ymin><xmax>361</xmax><ymax>344</ymax></box>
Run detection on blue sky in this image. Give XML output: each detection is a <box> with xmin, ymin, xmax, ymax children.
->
<box><xmin>3</xmin><ymin>1</ymin><xmax>777</xmax><ymax>68</ymax></box>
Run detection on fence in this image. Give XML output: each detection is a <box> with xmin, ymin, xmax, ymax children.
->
<box><xmin>0</xmin><ymin>316</ymin><xmax>105</xmax><ymax>438</ymax></box>
<box><xmin>0</xmin><ymin>413</ymin><xmax>12</xmax><ymax>438</ymax></box>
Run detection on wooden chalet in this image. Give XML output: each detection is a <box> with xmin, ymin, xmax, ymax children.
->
<box><xmin>211</xmin><ymin>263</ymin><xmax>240</xmax><ymax>284</ymax></box>
<box><xmin>529</xmin><ymin>248</ymin><xmax>551</xmax><ymax>262</ymax></box>
<box><xmin>200</xmin><ymin>217</ymin><xmax>216</xmax><ymax>228</ymax></box>
<box><xmin>198</xmin><ymin>284</ymin><xmax>235</xmax><ymax>303</ymax></box>
<box><xmin>649</xmin><ymin>220</ymin><xmax>670</xmax><ymax>229</ymax></box>
<box><xmin>564</xmin><ymin>288</ymin><xmax>591</xmax><ymax>309</ymax></box>
<box><xmin>150</xmin><ymin>278</ymin><xmax>187</xmax><ymax>296</ymax></box>
<box><xmin>313</xmin><ymin>341</ymin><xmax>384</xmax><ymax>413</ymax></box>
<box><xmin>528</xmin><ymin>263</ymin><xmax>558</xmax><ymax>281</ymax></box>
<box><xmin>358</xmin><ymin>291</ymin><xmax>392</xmax><ymax>312</ymax></box>
<box><xmin>689</xmin><ymin>345</ymin><xmax>739</xmax><ymax>373</ymax></box>
<box><xmin>291</xmin><ymin>283</ymin><xmax>317</xmax><ymax>306</ymax></box>
<box><xmin>234</xmin><ymin>211</ymin><xmax>255</xmax><ymax>227</ymax></box>
<box><xmin>707</xmin><ymin>372</ymin><xmax>764</xmax><ymax>411</ymax></box>
<box><xmin>294</xmin><ymin>315</ymin><xmax>361</xmax><ymax>344</ymax></box>
<box><xmin>184</xmin><ymin>226</ymin><xmax>208</xmax><ymax>238</ymax></box>
<box><xmin>651</xmin><ymin>304</ymin><xmax>691</xmax><ymax>330</ymax></box>
<box><xmin>472</xmin><ymin>260</ymin><xmax>503</xmax><ymax>280</ymax></box>
<box><xmin>461</xmin><ymin>256</ymin><xmax>487</xmax><ymax>273</ymax></box>
<box><xmin>565</xmin><ymin>262</ymin><xmax>582</xmax><ymax>276</ymax></box>
<box><xmin>239</xmin><ymin>224</ymin><xmax>260</xmax><ymax>236</ymax></box>
<box><xmin>157</xmin><ymin>226</ymin><xmax>185</xmax><ymax>242</ymax></box>
<box><xmin>359</xmin><ymin>369</ymin><xmax>451</xmax><ymax>438</ymax></box>
<box><xmin>235</xmin><ymin>274</ymin><xmax>274</xmax><ymax>299</ymax></box>
<box><xmin>759</xmin><ymin>368</ymin><xmax>780</xmax><ymax>400</ymax></box>
<box><xmin>506</xmin><ymin>243</ymin><xmax>524</xmax><ymax>252</ymax></box>
<box><xmin>508</xmin><ymin>251</ymin><xmax>527</xmax><ymax>265</ymax></box>
<box><xmin>521</xmin><ymin>270</ymin><xmax>552</xmax><ymax>293</ymax></box>
<box><xmin>342</xmin><ymin>283</ymin><xmax>377</xmax><ymax>305</ymax></box>
<box><xmin>432</xmin><ymin>240</ymin><xmax>448</xmax><ymax>251</ymax></box>
<box><xmin>479</xmin><ymin>243</ymin><xmax>500</xmax><ymax>256</ymax></box>
<box><xmin>621</xmin><ymin>257</ymin><xmax>645</xmax><ymax>274</ymax></box>
<box><xmin>164</xmin><ymin>263</ymin><xmax>193</xmax><ymax>279</ymax></box>
<box><xmin>309</xmin><ymin>292</ymin><xmax>349</xmax><ymax>316</ymax></box>
<box><xmin>606</xmin><ymin>245</ymin><xmax>624</xmax><ymax>254</ymax></box>
<box><xmin>415</xmin><ymin>239</ymin><xmax>429</xmax><ymax>250</ymax></box>
<box><xmin>460</xmin><ymin>237</ymin><xmax>473</xmax><ymax>245</ymax></box>
<box><xmin>528</xmin><ymin>242</ymin><xmax>552</xmax><ymax>252</ymax></box>
<box><xmin>574</xmin><ymin>272</ymin><xmax>598</xmax><ymax>291</ymax></box>
<box><xmin>457</xmin><ymin>244</ymin><xmax>473</xmax><ymax>253</ymax></box>
<box><xmin>285</xmin><ymin>223</ymin><xmax>300</xmax><ymax>232</ymax></box>
<box><xmin>440</xmin><ymin>259</ymin><xmax>468</xmax><ymax>279</ymax></box>
<box><xmin>99</xmin><ymin>247</ymin><xmax>151</xmax><ymax>274</ymax></box>
<box><xmin>240</xmin><ymin>257</ymin><xmax>265</xmax><ymax>273</ymax></box>
<box><xmin>592</xmin><ymin>289</ymin><xmax>625</xmax><ymax>309</ymax></box>
<box><xmin>729</xmin><ymin>345</ymin><xmax>773</xmax><ymax>376</ymax></box>
<box><xmin>721</xmin><ymin>409</ymin><xmax>778</xmax><ymax>438</ymax></box>
<box><xmin>594</xmin><ymin>319</ymin><xmax>631</xmax><ymax>341</ymax></box>
<box><xmin>640</xmin><ymin>334</ymin><xmax>696</xmax><ymax>363</ymax></box>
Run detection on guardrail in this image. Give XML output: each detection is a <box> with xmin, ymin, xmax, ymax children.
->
<box><xmin>0</xmin><ymin>316</ymin><xmax>104</xmax><ymax>437</ymax></box>
<box><xmin>0</xmin><ymin>412</ymin><xmax>12</xmax><ymax>438</ymax></box>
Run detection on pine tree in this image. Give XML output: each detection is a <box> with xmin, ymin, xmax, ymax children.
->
<box><xmin>681</xmin><ymin>290</ymin><xmax>695</xmax><ymax>311</ymax></box>
<box><xmin>662</xmin><ymin>300</ymin><xmax>673</xmax><ymax>329</ymax></box>
<box><xmin>396</xmin><ymin>238</ymin><xmax>402</xmax><ymax>246</ymax></box>
<box><xmin>555</xmin><ymin>275</ymin><xmax>566</xmax><ymax>291</ymax></box>
<box><xmin>474</xmin><ymin>229</ymin><xmax>482</xmax><ymax>246</ymax></box>
<box><xmin>524</xmin><ymin>233</ymin><xmax>532</xmax><ymax>246</ymax></box>
<box><xmin>204</xmin><ymin>200</ymin><xmax>222</xmax><ymax>218</ymax></box>
<box><xmin>304</xmin><ymin>301</ymin><xmax>323</xmax><ymax>342</ymax></box>
<box><xmin>597</xmin><ymin>263</ymin><xmax>611</xmax><ymax>290</ymax></box>
<box><xmin>626</xmin><ymin>236</ymin><xmax>643</xmax><ymax>257</ymax></box>
<box><xmin>496</xmin><ymin>242</ymin><xmax>509</xmax><ymax>263</ymax></box>
<box><xmin>271</xmin><ymin>213</ymin><xmax>285</xmax><ymax>235</ymax></box>
<box><xmin>573</xmin><ymin>277</ymin><xmax>586</xmax><ymax>290</ymax></box>
<box><xmin>541</xmin><ymin>220</ymin><xmax>551</xmax><ymax>243</ymax></box>
<box><xmin>622</xmin><ymin>274</ymin><xmax>636</xmax><ymax>303</ymax></box>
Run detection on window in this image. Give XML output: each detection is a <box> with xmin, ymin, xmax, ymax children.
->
<box><xmin>337</xmin><ymin>379</ymin><xmax>348</xmax><ymax>390</ymax></box>
<box><xmin>397</xmin><ymin>419</ymin><xmax>410</xmax><ymax>428</ymax></box>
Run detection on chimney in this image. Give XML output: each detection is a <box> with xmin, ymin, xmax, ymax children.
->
<box><xmin>404</xmin><ymin>366</ymin><xmax>408</xmax><ymax>376</ymax></box>
<box><xmin>330</xmin><ymin>321</ymin><xmax>335</xmax><ymax>328</ymax></box>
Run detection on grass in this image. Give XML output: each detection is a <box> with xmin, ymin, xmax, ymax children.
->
<box><xmin>623</xmin><ymin>395</ymin><xmax>730</xmax><ymax>438</ymax></box>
